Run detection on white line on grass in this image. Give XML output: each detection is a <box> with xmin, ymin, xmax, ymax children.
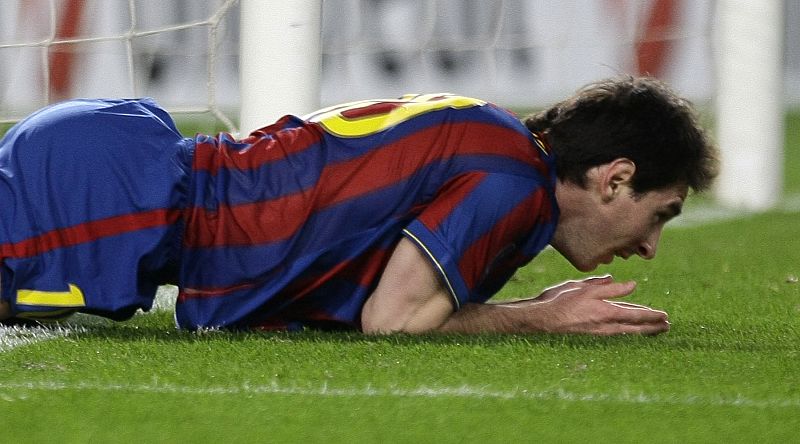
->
<box><xmin>0</xmin><ymin>325</ymin><xmax>77</xmax><ymax>352</ymax></box>
<box><xmin>1</xmin><ymin>380</ymin><xmax>799</xmax><ymax>410</ymax></box>
<box><xmin>0</xmin><ymin>286</ymin><xmax>176</xmax><ymax>353</ymax></box>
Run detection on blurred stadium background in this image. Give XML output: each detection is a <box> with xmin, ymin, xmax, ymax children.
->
<box><xmin>0</xmin><ymin>0</ymin><xmax>798</xmax><ymax>208</ymax></box>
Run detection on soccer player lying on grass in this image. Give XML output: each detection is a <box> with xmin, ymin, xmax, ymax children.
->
<box><xmin>0</xmin><ymin>76</ymin><xmax>717</xmax><ymax>335</ymax></box>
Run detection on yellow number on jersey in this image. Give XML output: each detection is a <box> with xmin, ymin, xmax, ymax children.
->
<box><xmin>304</xmin><ymin>93</ymin><xmax>486</xmax><ymax>138</ymax></box>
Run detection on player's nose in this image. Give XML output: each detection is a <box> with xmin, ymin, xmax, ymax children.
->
<box><xmin>637</xmin><ymin>228</ymin><xmax>663</xmax><ymax>260</ymax></box>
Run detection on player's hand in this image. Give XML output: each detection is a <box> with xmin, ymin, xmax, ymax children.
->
<box><xmin>525</xmin><ymin>275</ymin><xmax>670</xmax><ymax>336</ymax></box>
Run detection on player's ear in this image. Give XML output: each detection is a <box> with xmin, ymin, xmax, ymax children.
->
<box><xmin>599</xmin><ymin>158</ymin><xmax>636</xmax><ymax>202</ymax></box>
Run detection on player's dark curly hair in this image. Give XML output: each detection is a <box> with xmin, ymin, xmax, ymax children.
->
<box><xmin>523</xmin><ymin>76</ymin><xmax>718</xmax><ymax>193</ymax></box>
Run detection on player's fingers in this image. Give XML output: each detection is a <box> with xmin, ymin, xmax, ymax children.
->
<box><xmin>608</xmin><ymin>321</ymin><xmax>670</xmax><ymax>336</ymax></box>
<box><xmin>539</xmin><ymin>278</ymin><xmax>630</xmax><ymax>305</ymax></box>
<box><xmin>579</xmin><ymin>275</ymin><xmax>614</xmax><ymax>286</ymax></box>
<box><xmin>564</xmin><ymin>275</ymin><xmax>615</xmax><ymax>290</ymax></box>
<box><xmin>630</xmin><ymin>317</ymin><xmax>670</xmax><ymax>335</ymax></box>
<box><xmin>543</xmin><ymin>275</ymin><xmax>613</xmax><ymax>294</ymax></box>
<box><xmin>608</xmin><ymin>301</ymin><xmax>670</xmax><ymax>321</ymax></box>
<box><xmin>588</xmin><ymin>315</ymin><xmax>670</xmax><ymax>336</ymax></box>
<box><xmin>605</xmin><ymin>300</ymin><xmax>669</xmax><ymax>324</ymax></box>
<box><xmin>579</xmin><ymin>280</ymin><xmax>637</xmax><ymax>300</ymax></box>
<box><xmin>608</xmin><ymin>300</ymin><xmax>668</xmax><ymax>317</ymax></box>
<box><xmin>542</xmin><ymin>281</ymin><xmax>582</xmax><ymax>294</ymax></box>
<box><xmin>608</xmin><ymin>300</ymin><xmax>652</xmax><ymax>310</ymax></box>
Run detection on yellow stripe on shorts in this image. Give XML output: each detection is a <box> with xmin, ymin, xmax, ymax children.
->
<box><xmin>17</xmin><ymin>284</ymin><xmax>86</xmax><ymax>307</ymax></box>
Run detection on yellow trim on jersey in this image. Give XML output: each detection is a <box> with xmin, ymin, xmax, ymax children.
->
<box><xmin>17</xmin><ymin>284</ymin><xmax>86</xmax><ymax>307</ymax></box>
<box><xmin>402</xmin><ymin>229</ymin><xmax>460</xmax><ymax>310</ymax></box>
<box><xmin>305</xmin><ymin>94</ymin><xmax>487</xmax><ymax>138</ymax></box>
<box><xmin>532</xmin><ymin>132</ymin><xmax>549</xmax><ymax>156</ymax></box>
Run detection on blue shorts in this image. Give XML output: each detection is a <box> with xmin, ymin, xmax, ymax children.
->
<box><xmin>0</xmin><ymin>99</ymin><xmax>193</xmax><ymax>321</ymax></box>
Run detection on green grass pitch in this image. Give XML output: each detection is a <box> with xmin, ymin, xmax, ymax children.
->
<box><xmin>0</xmin><ymin>113</ymin><xmax>798</xmax><ymax>443</ymax></box>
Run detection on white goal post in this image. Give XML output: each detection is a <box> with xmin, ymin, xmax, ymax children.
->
<box><xmin>714</xmin><ymin>0</ymin><xmax>785</xmax><ymax>210</ymax></box>
<box><xmin>239</xmin><ymin>0</ymin><xmax>322</xmax><ymax>134</ymax></box>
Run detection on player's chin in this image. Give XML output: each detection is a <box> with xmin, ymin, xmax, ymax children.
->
<box><xmin>573</xmin><ymin>259</ymin><xmax>600</xmax><ymax>273</ymax></box>
<box><xmin>574</xmin><ymin>255</ymin><xmax>615</xmax><ymax>272</ymax></box>
<box><xmin>564</xmin><ymin>251</ymin><xmax>608</xmax><ymax>272</ymax></box>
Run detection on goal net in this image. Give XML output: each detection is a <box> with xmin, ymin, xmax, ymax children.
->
<box><xmin>0</xmin><ymin>0</ymin><xmax>719</xmax><ymax>127</ymax></box>
<box><xmin>0</xmin><ymin>0</ymin><xmax>240</xmax><ymax>130</ymax></box>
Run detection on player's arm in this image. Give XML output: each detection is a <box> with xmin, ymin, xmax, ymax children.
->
<box><xmin>361</xmin><ymin>238</ymin><xmax>455</xmax><ymax>334</ymax></box>
<box><xmin>361</xmin><ymin>239</ymin><xmax>670</xmax><ymax>335</ymax></box>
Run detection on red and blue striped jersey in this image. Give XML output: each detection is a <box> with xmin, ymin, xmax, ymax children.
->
<box><xmin>176</xmin><ymin>94</ymin><xmax>559</xmax><ymax>330</ymax></box>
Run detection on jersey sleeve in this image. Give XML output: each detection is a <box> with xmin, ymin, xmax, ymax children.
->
<box><xmin>403</xmin><ymin>172</ymin><xmax>556</xmax><ymax>309</ymax></box>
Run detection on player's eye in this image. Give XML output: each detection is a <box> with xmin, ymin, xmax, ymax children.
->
<box><xmin>654</xmin><ymin>211</ymin><xmax>669</xmax><ymax>224</ymax></box>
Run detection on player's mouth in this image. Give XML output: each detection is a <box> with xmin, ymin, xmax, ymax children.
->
<box><xmin>601</xmin><ymin>251</ymin><xmax>630</xmax><ymax>265</ymax></box>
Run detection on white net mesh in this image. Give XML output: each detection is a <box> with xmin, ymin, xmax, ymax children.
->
<box><xmin>318</xmin><ymin>0</ymin><xmax>717</xmax><ymax>107</ymax></box>
<box><xmin>0</xmin><ymin>0</ymin><xmax>239</xmax><ymax>129</ymax></box>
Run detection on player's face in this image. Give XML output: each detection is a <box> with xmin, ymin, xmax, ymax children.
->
<box><xmin>557</xmin><ymin>183</ymin><xmax>688</xmax><ymax>272</ymax></box>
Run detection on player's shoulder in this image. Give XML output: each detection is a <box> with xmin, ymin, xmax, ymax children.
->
<box><xmin>304</xmin><ymin>92</ymin><xmax>526</xmax><ymax>136</ymax></box>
